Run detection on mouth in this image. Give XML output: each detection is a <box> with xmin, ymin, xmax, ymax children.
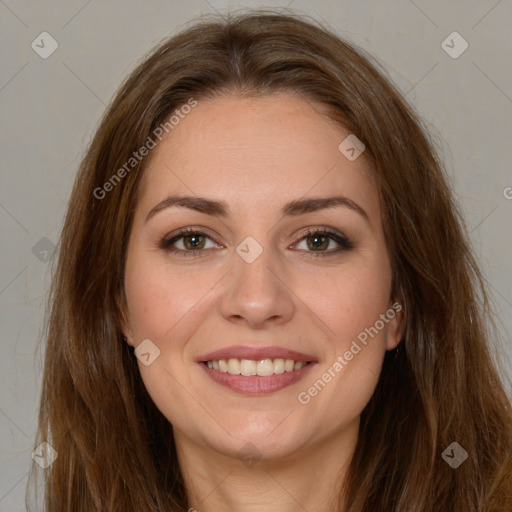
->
<box><xmin>196</xmin><ymin>346</ymin><xmax>318</xmax><ymax>395</ymax></box>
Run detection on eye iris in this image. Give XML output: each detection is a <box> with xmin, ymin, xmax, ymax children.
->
<box><xmin>184</xmin><ymin>234</ymin><xmax>205</xmax><ymax>250</ymax></box>
<box><xmin>307</xmin><ymin>234</ymin><xmax>329</xmax><ymax>251</ymax></box>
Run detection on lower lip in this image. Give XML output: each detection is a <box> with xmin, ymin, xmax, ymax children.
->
<box><xmin>199</xmin><ymin>362</ymin><xmax>317</xmax><ymax>395</ymax></box>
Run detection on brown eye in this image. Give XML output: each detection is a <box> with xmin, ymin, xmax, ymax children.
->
<box><xmin>182</xmin><ymin>233</ymin><xmax>206</xmax><ymax>250</ymax></box>
<box><xmin>160</xmin><ymin>229</ymin><xmax>220</xmax><ymax>256</ymax></box>
<box><xmin>293</xmin><ymin>228</ymin><xmax>353</xmax><ymax>257</ymax></box>
<box><xmin>306</xmin><ymin>233</ymin><xmax>330</xmax><ymax>251</ymax></box>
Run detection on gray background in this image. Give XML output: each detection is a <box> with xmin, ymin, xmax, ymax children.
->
<box><xmin>1</xmin><ymin>1</ymin><xmax>511</xmax><ymax>510</ymax></box>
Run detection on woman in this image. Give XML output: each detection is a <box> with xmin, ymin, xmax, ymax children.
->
<box><xmin>28</xmin><ymin>10</ymin><xmax>512</xmax><ymax>512</ymax></box>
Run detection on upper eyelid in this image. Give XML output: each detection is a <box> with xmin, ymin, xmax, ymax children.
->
<box><xmin>163</xmin><ymin>226</ymin><xmax>218</xmax><ymax>242</ymax></box>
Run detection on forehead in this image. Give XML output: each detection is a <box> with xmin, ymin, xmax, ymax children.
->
<box><xmin>137</xmin><ymin>93</ymin><xmax>380</xmax><ymax>224</ymax></box>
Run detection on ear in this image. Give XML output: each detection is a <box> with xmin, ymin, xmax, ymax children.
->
<box><xmin>116</xmin><ymin>290</ymin><xmax>134</xmax><ymax>347</ymax></box>
<box><xmin>385</xmin><ymin>298</ymin><xmax>406</xmax><ymax>351</ymax></box>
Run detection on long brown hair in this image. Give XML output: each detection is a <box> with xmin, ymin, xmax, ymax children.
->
<box><xmin>28</xmin><ymin>10</ymin><xmax>512</xmax><ymax>511</ymax></box>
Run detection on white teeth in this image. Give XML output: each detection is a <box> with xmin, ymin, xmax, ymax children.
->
<box><xmin>227</xmin><ymin>358</ymin><xmax>240</xmax><ymax>375</ymax></box>
<box><xmin>257</xmin><ymin>359</ymin><xmax>274</xmax><ymax>377</ymax></box>
<box><xmin>273</xmin><ymin>358</ymin><xmax>285</xmax><ymax>374</ymax></box>
<box><xmin>240</xmin><ymin>359</ymin><xmax>257</xmax><ymax>376</ymax></box>
<box><xmin>206</xmin><ymin>358</ymin><xmax>308</xmax><ymax>375</ymax></box>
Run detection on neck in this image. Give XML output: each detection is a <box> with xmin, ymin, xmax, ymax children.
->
<box><xmin>174</xmin><ymin>419</ymin><xmax>359</xmax><ymax>512</ymax></box>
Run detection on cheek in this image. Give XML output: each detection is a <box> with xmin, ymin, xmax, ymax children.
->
<box><xmin>300</xmin><ymin>259</ymin><xmax>392</xmax><ymax>345</ymax></box>
<box><xmin>297</xmin><ymin>259</ymin><xmax>390</xmax><ymax>389</ymax></box>
<box><xmin>294</xmin><ymin>262</ymin><xmax>392</xmax><ymax>425</ymax></box>
<box><xmin>124</xmin><ymin>255</ymin><xmax>217</xmax><ymax>341</ymax></box>
<box><xmin>123</xmin><ymin>257</ymin><xmax>216</xmax><ymax>430</ymax></box>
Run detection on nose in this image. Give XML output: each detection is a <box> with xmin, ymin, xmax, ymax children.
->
<box><xmin>219</xmin><ymin>244</ymin><xmax>295</xmax><ymax>329</ymax></box>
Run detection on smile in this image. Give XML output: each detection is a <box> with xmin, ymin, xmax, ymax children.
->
<box><xmin>199</xmin><ymin>358</ymin><xmax>316</xmax><ymax>395</ymax></box>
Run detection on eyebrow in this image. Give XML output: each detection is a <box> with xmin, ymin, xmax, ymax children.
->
<box><xmin>145</xmin><ymin>194</ymin><xmax>369</xmax><ymax>223</ymax></box>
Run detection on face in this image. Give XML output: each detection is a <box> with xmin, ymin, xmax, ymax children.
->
<box><xmin>120</xmin><ymin>93</ymin><xmax>404</xmax><ymax>462</ymax></box>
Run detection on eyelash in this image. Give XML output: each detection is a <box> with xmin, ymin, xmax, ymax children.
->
<box><xmin>160</xmin><ymin>226</ymin><xmax>353</xmax><ymax>258</ymax></box>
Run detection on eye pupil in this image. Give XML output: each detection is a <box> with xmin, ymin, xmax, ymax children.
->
<box><xmin>184</xmin><ymin>234</ymin><xmax>205</xmax><ymax>250</ymax></box>
<box><xmin>307</xmin><ymin>234</ymin><xmax>329</xmax><ymax>251</ymax></box>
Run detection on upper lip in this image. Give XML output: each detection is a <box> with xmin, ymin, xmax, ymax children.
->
<box><xmin>196</xmin><ymin>345</ymin><xmax>317</xmax><ymax>363</ymax></box>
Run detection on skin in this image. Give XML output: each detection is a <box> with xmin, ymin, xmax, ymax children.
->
<box><xmin>120</xmin><ymin>93</ymin><xmax>405</xmax><ymax>512</ymax></box>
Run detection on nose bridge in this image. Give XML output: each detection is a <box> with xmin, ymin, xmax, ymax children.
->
<box><xmin>219</xmin><ymin>234</ymin><xmax>295</xmax><ymax>327</ymax></box>
<box><xmin>235</xmin><ymin>242</ymin><xmax>275</xmax><ymax>294</ymax></box>
<box><xmin>233</xmin><ymin>236</ymin><xmax>280</xmax><ymax>304</ymax></box>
